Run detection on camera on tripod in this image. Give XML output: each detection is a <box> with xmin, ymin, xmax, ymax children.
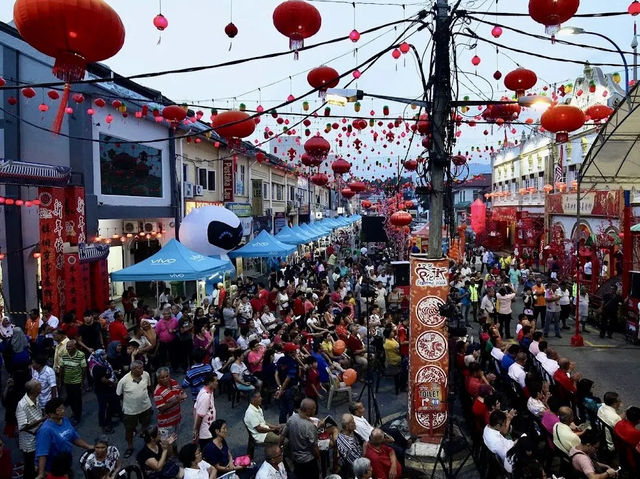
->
<box><xmin>360</xmin><ymin>279</ymin><xmax>377</xmax><ymax>299</ymax></box>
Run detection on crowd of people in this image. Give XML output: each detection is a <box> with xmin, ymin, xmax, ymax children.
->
<box><xmin>1</xmin><ymin>239</ymin><xmax>416</xmax><ymax>479</ymax></box>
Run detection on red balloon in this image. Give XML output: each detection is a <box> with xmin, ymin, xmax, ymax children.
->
<box><xmin>333</xmin><ymin>339</ymin><xmax>346</xmax><ymax>355</ymax></box>
<box><xmin>343</xmin><ymin>368</ymin><xmax>357</xmax><ymax>386</ymax></box>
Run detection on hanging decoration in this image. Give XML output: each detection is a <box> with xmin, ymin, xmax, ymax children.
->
<box><xmin>584</xmin><ymin>104</ymin><xmax>614</xmax><ymax>123</ymax></box>
<box><xmin>528</xmin><ymin>0</ymin><xmax>580</xmax><ymax>38</ymax></box>
<box><xmin>13</xmin><ymin>0</ymin><xmax>125</xmax><ymax>134</ymax></box>
<box><xmin>540</xmin><ymin>105</ymin><xmax>585</xmax><ymax>142</ymax></box>
<box><xmin>307</xmin><ymin>66</ymin><xmax>340</xmax><ymax>98</ymax></box>
<box><xmin>470</xmin><ymin>199</ymin><xmax>486</xmax><ymax>234</ymax></box>
<box><xmin>504</xmin><ymin>68</ymin><xmax>538</xmax><ymax>98</ymax></box>
<box><xmin>162</xmin><ymin>104</ymin><xmax>187</xmax><ymax>127</ymax></box>
<box><xmin>311</xmin><ymin>172</ymin><xmax>329</xmax><ymax>186</ymax></box>
<box><xmin>225</xmin><ymin>0</ymin><xmax>238</xmax><ymax>50</ymax></box>
<box><xmin>331</xmin><ymin>158</ymin><xmax>351</xmax><ymax>175</ymax></box>
<box><xmin>211</xmin><ymin>110</ymin><xmax>256</xmax><ymax>148</ymax></box>
<box><xmin>272</xmin><ymin>0</ymin><xmax>322</xmax><ymax>60</ymax></box>
<box><xmin>341</xmin><ymin>187</ymin><xmax>355</xmax><ymax>199</ymax></box>
<box><xmin>390</xmin><ymin>210</ymin><xmax>412</xmax><ymax>227</ymax></box>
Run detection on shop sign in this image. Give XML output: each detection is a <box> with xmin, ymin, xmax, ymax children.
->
<box><xmin>299</xmin><ymin>204</ymin><xmax>309</xmax><ymax>215</ymax></box>
<box><xmin>252</xmin><ymin>179</ymin><xmax>263</xmax><ymax>216</ymax></box>
<box><xmin>409</xmin><ymin>256</ymin><xmax>450</xmax><ymax>441</ymax></box>
<box><xmin>547</xmin><ymin>190</ymin><xmax>623</xmax><ymax>217</ymax></box>
<box><xmin>185</xmin><ymin>200</ymin><xmax>223</xmax><ymax>215</ymax></box>
<box><xmin>225</xmin><ymin>202</ymin><xmax>252</xmax><ymax>217</ymax></box>
<box><xmin>240</xmin><ymin>217</ymin><xmax>253</xmax><ymax>237</ymax></box>
<box><xmin>222</xmin><ymin>157</ymin><xmax>234</xmax><ymax>202</ymax></box>
<box><xmin>274</xmin><ymin>212</ymin><xmax>286</xmax><ymax>234</ymax></box>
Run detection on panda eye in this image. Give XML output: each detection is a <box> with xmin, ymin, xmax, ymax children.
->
<box><xmin>208</xmin><ymin>221</ymin><xmax>243</xmax><ymax>250</ymax></box>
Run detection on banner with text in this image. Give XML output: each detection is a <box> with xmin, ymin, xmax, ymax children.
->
<box><xmin>409</xmin><ymin>256</ymin><xmax>450</xmax><ymax>441</ymax></box>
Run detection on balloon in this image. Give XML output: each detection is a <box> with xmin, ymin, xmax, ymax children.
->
<box><xmin>343</xmin><ymin>368</ymin><xmax>358</xmax><ymax>386</ymax></box>
<box><xmin>333</xmin><ymin>340</ymin><xmax>346</xmax><ymax>355</ymax></box>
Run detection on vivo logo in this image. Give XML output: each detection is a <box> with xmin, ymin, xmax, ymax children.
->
<box><xmin>150</xmin><ymin>258</ymin><xmax>176</xmax><ymax>265</ymax></box>
<box><xmin>253</xmin><ymin>242</ymin><xmax>269</xmax><ymax>247</ymax></box>
<box><xmin>170</xmin><ymin>273</ymin><xmax>185</xmax><ymax>278</ymax></box>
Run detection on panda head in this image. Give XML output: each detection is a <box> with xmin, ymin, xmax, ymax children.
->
<box><xmin>179</xmin><ymin>206</ymin><xmax>243</xmax><ymax>257</ymax></box>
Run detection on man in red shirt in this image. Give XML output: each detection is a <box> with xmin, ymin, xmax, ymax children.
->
<box><xmin>293</xmin><ymin>293</ymin><xmax>305</xmax><ymax>317</ymax></box>
<box><xmin>614</xmin><ymin>406</ymin><xmax>640</xmax><ymax>465</ymax></box>
<box><xmin>345</xmin><ymin>324</ymin><xmax>367</xmax><ymax>368</ymax></box>
<box><xmin>553</xmin><ymin>358</ymin><xmax>580</xmax><ymax>395</ymax></box>
<box><xmin>472</xmin><ymin>385</ymin><xmax>493</xmax><ymax>433</ymax></box>
<box><xmin>108</xmin><ymin>312</ymin><xmax>129</xmax><ymax>345</ymax></box>
<box><xmin>153</xmin><ymin>367</ymin><xmax>187</xmax><ymax>439</ymax></box>
<box><xmin>465</xmin><ymin>363</ymin><xmax>490</xmax><ymax>398</ymax></box>
<box><xmin>397</xmin><ymin>318</ymin><xmax>409</xmax><ymax>357</ymax></box>
<box><xmin>304</xmin><ymin>293</ymin><xmax>315</xmax><ymax>314</ymax></box>
<box><xmin>365</xmin><ymin>428</ymin><xmax>402</xmax><ymax>479</ymax></box>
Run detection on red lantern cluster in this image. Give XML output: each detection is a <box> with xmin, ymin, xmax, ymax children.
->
<box><xmin>482</xmin><ymin>101</ymin><xmax>522</xmax><ymax>123</ymax></box>
<box><xmin>504</xmin><ymin>68</ymin><xmax>538</xmax><ymax>98</ymax></box>
<box><xmin>540</xmin><ymin>105</ymin><xmax>585</xmax><ymax>143</ymax></box>
<box><xmin>0</xmin><ymin>197</ymin><xmax>41</xmax><ymax>207</ymax></box>
<box><xmin>390</xmin><ymin>211</ymin><xmax>412</xmax><ymax>227</ymax></box>
<box><xmin>273</xmin><ymin>0</ymin><xmax>322</xmax><ymax>58</ymax></box>
<box><xmin>470</xmin><ymin>199</ymin><xmax>486</xmax><ymax>234</ymax></box>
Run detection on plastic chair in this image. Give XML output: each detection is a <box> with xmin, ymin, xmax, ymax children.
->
<box><xmin>326</xmin><ymin>367</ymin><xmax>352</xmax><ymax>410</ymax></box>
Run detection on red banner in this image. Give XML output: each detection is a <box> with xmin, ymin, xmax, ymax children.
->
<box><xmin>222</xmin><ymin>157</ymin><xmax>234</xmax><ymax>202</ymax></box>
<box><xmin>64</xmin><ymin>186</ymin><xmax>86</xmax><ymax>246</ymax></box>
<box><xmin>38</xmin><ymin>187</ymin><xmax>66</xmax><ymax>315</ymax></box>
<box><xmin>409</xmin><ymin>256</ymin><xmax>450</xmax><ymax>441</ymax></box>
<box><xmin>90</xmin><ymin>259</ymin><xmax>110</xmax><ymax>312</ymax></box>
<box><xmin>546</xmin><ymin>190</ymin><xmax>623</xmax><ymax>217</ymax></box>
<box><xmin>63</xmin><ymin>253</ymin><xmax>85</xmax><ymax>321</ymax></box>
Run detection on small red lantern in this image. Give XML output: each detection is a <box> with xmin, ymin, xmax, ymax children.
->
<box><xmin>211</xmin><ymin>110</ymin><xmax>256</xmax><ymax>146</ymax></box>
<box><xmin>273</xmin><ymin>0</ymin><xmax>322</xmax><ymax>59</ymax></box>
<box><xmin>153</xmin><ymin>13</ymin><xmax>168</xmax><ymax>30</ymax></box>
<box><xmin>491</xmin><ymin>25</ymin><xmax>503</xmax><ymax>38</ymax></box>
<box><xmin>451</xmin><ymin>155</ymin><xmax>467</xmax><ymax>166</ymax></box>
<box><xmin>528</xmin><ymin>0</ymin><xmax>580</xmax><ymax>36</ymax></box>
<box><xmin>13</xmin><ymin>0</ymin><xmax>125</xmax><ymax>133</ymax></box>
<box><xmin>21</xmin><ymin>87</ymin><xmax>36</xmax><ymax>99</ymax></box>
<box><xmin>630</xmin><ymin>1</ymin><xmax>640</xmax><ymax>16</ymax></box>
<box><xmin>471</xmin><ymin>55</ymin><xmax>481</xmax><ymax>66</ymax></box>
<box><xmin>225</xmin><ymin>22</ymin><xmax>238</xmax><ymax>38</ymax></box>
<box><xmin>304</xmin><ymin>135</ymin><xmax>330</xmax><ymax>158</ymax></box>
<box><xmin>331</xmin><ymin>158</ymin><xmax>351</xmax><ymax>175</ymax></box>
<box><xmin>390</xmin><ymin>211</ymin><xmax>412</xmax><ymax>227</ymax></box>
<box><xmin>349</xmin><ymin>29</ymin><xmax>360</xmax><ymax>42</ymax></box>
<box><xmin>585</xmin><ymin>104</ymin><xmax>614</xmax><ymax>123</ymax></box>
<box><xmin>341</xmin><ymin>188</ymin><xmax>355</xmax><ymax>199</ymax></box>
<box><xmin>307</xmin><ymin>66</ymin><xmax>339</xmax><ymax>96</ymax></box>
<box><xmin>541</xmin><ymin>105</ymin><xmax>585</xmax><ymax>143</ymax></box>
<box><xmin>504</xmin><ymin>68</ymin><xmax>538</xmax><ymax>98</ymax></box>
<box><xmin>311</xmin><ymin>173</ymin><xmax>329</xmax><ymax>186</ymax></box>
<box><xmin>404</xmin><ymin>159</ymin><xmax>418</xmax><ymax>171</ymax></box>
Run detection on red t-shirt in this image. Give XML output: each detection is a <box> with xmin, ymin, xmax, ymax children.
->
<box><xmin>154</xmin><ymin>379</ymin><xmax>182</xmax><ymax>428</ymax></box>
<box><xmin>346</xmin><ymin>334</ymin><xmax>364</xmax><ymax>354</ymax></box>
<box><xmin>60</xmin><ymin>322</ymin><xmax>79</xmax><ymax>339</ymax></box>
<box><xmin>614</xmin><ymin>419</ymin><xmax>640</xmax><ymax>448</ymax></box>
<box><xmin>109</xmin><ymin>321</ymin><xmax>129</xmax><ymax>345</ymax></box>
<box><xmin>466</xmin><ymin>377</ymin><xmax>483</xmax><ymax>398</ymax></box>
<box><xmin>365</xmin><ymin>443</ymin><xmax>402</xmax><ymax>479</ymax></box>
<box><xmin>472</xmin><ymin>398</ymin><xmax>489</xmax><ymax>432</ymax></box>
<box><xmin>398</xmin><ymin>324</ymin><xmax>409</xmax><ymax>356</ymax></box>
<box><xmin>293</xmin><ymin>298</ymin><xmax>305</xmax><ymax>316</ymax></box>
<box><xmin>553</xmin><ymin>369</ymin><xmax>577</xmax><ymax>394</ymax></box>
<box><xmin>305</xmin><ymin>368</ymin><xmax>321</xmax><ymax>398</ymax></box>
<box><xmin>304</xmin><ymin>300</ymin><xmax>315</xmax><ymax>314</ymax></box>
<box><xmin>250</xmin><ymin>298</ymin><xmax>263</xmax><ymax>315</ymax></box>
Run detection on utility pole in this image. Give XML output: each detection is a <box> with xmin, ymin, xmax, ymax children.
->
<box><xmin>428</xmin><ymin>0</ymin><xmax>452</xmax><ymax>259</ymax></box>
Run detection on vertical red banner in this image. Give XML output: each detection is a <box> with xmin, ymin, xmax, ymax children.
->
<box><xmin>38</xmin><ymin>187</ymin><xmax>66</xmax><ymax>315</ymax></box>
<box><xmin>90</xmin><ymin>259</ymin><xmax>110</xmax><ymax>312</ymax></box>
<box><xmin>63</xmin><ymin>253</ymin><xmax>85</xmax><ymax>321</ymax></box>
<box><xmin>409</xmin><ymin>256</ymin><xmax>450</xmax><ymax>441</ymax></box>
<box><xmin>64</xmin><ymin>186</ymin><xmax>86</xmax><ymax>246</ymax></box>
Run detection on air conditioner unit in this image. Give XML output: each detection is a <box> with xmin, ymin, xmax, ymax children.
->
<box><xmin>143</xmin><ymin>221</ymin><xmax>156</xmax><ymax>233</ymax></box>
<box><xmin>183</xmin><ymin>182</ymin><xmax>194</xmax><ymax>198</ymax></box>
<box><xmin>194</xmin><ymin>184</ymin><xmax>204</xmax><ymax>196</ymax></box>
<box><xmin>123</xmin><ymin>221</ymin><xmax>140</xmax><ymax>234</ymax></box>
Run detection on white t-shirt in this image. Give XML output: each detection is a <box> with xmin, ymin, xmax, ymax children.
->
<box><xmin>256</xmin><ymin>461</ymin><xmax>287</xmax><ymax>479</ymax></box>
<box><xmin>483</xmin><ymin>426</ymin><xmax>514</xmax><ymax>473</ymax></box>
<box><xmin>184</xmin><ymin>460</ymin><xmax>213</xmax><ymax>479</ymax></box>
<box><xmin>116</xmin><ymin>372</ymin><xmax>152</xmax><ymax>415</ymax></box>
<box><xmin>43</xmin><ymin>315</ymin><xmax>60</xmax><ymax>339</ymax></box>
<box><xmin>194</xmin><ymin>387</ymin><xmax>216</xmax><ymax>440</ymax></box>
<box><xmin>231</xmin><ymin>361</ymin><xmax>248</xmax><ymax>378</ymax></box>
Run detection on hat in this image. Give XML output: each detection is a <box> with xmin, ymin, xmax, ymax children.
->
<box><xmin>283</xmin><ymin>342</ymin><xmax>299</xmax><ymax>353</ymax></box>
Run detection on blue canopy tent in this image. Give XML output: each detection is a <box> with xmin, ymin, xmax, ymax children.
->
<box><xmin>312</xmin><ymin>220</ymin><xmax>334</xmax><ymax>233</ymax></box>
<box><xmin>275</xmin><ymin>225</ymin><xmax>308</xmax><ymax>245</ymax></box>
<box><xmin>304</xmin><ymin>223</ymin><xmax>328</xmax><ymax>237</ymax></box>
<box><xmin>228</xmin><ymin>230</ymin><xmax>297</xmax><ymax>258</ymax></box>
<box><xmin>110</xmin><ymin>239</ymin><xmax>233</xmax><ymax>281</ymax></box>
<box><xmin>292</xmin><ymin>224</ymin><xmax>319</xmax><ymax>242</ymax></box>
<box><xmin>300</xmin><ymin>223</ymin><xmax>325</xmax><ymax>239</ymax></box>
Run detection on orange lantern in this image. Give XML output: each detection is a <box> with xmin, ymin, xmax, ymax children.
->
<box><xmin>333</xmin><ymin>340</ymin><xmax>346</xmax><ymax>355</ymax></box>
<box><xmin>390</xmin><ymin>211</ymin><xmax>412</xmax><ymax>227</ymax></box>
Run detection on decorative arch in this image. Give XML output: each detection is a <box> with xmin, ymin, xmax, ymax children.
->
<box><xmin>571</xmin><ymin>220</ymin><xmax>592</xmax><ymax>242</ymax></box>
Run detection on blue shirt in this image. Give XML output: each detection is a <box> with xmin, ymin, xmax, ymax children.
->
<box><xmin>35</xmin><ymin>417</ymin><xmax>79</xmax><ymax>471</ymax></box>
<box><xmin>501</xmin><ymin>354</ymin><xmax>515</xmax><ymax>372</ymax></box>
<box><xmin>311</xmin><ymin>352</ymin><xmax>329</xmax><ymax>383</ymax></box>
<box><xmin>181</xmin><ymin>363</ymin><xmax>214</xmax><ymax>400</ymax></box>
<box><xmin>459</xmin><ymin>287</ymin><xmax>471</xmax><ymax>306</ymax></box>
<box><xmin>276</xmin><ymin>355</ymin><xmax>299</xmax><ymax>386</ymax></box>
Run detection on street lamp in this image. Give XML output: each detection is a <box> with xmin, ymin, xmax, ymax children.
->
<box><xmin>558</xmin><ymin>26</ymin><xmax>629</xmax><ymax>95</ymax></box>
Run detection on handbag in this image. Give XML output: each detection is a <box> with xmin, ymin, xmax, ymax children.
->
<box><xmin>242</xmin><ymin>372</ymin><xmax>258</xmax><ymax>385</ymax></box>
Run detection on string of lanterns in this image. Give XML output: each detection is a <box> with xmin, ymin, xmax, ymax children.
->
<box><xmin>0</xmin><ymin>197</ymin><xmax>41</xmax><ymax>207</ymax></box>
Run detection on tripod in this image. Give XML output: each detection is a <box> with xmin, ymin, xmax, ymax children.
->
<box><xmin>356</xmin><ymin>286</ymin><xmax>382</xmax><ymax>426</ymax></box>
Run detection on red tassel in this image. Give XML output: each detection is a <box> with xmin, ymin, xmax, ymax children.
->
<box><xmin>52</xmin><ymin>83</ymin><xmax>71</xmax><ymax>134</ymax></box>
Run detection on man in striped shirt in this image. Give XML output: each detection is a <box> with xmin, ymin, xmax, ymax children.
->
<box><xmin>59</xmin><ymin>340</ymin><xmax>86</xmax><ymax>425</ymax></box>
<box><xmin>154</xmin><ymin>367</ymin><xmax>187</xmax><ymax>440</ymax></box>
<box><xmin>31</xmin><ymin>355</ymin><xmax>57</xmax><ymax>410</ymax></box>
<box><xmin>181</xmin><ymin>348</ymin><xmax>214</xmax><ymax>400</ymax></box>
<box><xmin>16</xmin><ymin>380</ymin><xmax>45</xmax><ymax>479</ymax></box>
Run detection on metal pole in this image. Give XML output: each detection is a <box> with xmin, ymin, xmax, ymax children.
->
<box><xmin>428</xmin><ymin>0</ymin><xmax>451</xmax><ymax>259</ymax></box>
<box><xmin>572</xmin><ymin>174</ymin><xmax>584</xmax><ymax>346</ymax></box>
<box><xmin>633</xmin><ymin>22</ymin><xmax>638</xmax><ymax>84</ymax></box>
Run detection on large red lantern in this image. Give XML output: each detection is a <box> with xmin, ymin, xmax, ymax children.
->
<box><xmin>348</xmin><ymin>181</ymin><xmax>366</xmax><ymax>193</ymax></box>
<box><xmin>470</xmin><ymin>199</ymin><xmax>486</xmax><ymax>234</ymax></box>
<box><xmin>162</xmin><ymin>105</ymin><xmax>187</xmax><ymax>125</ymax></box>
<box><xmin>630</xmin><ymin>1</ymin><xmax>640</xmax><ymax>16</ymax></box>
<box><xmin>331</xmin><ymin>158</ymin><xmax>351</xmax><ymax>175</ymax></box>
<box><xmin>311</xmin><ymin>173</ymin><xmax>329</xmax><ymax>186</ymax></box>
<box><xmin>211</xmin><ymin>110</ymin><xmax>256</xmax><ymax>147</ymax></box>
<box><xmin>273</xmin><ymin>0</ymin><xmax>322</xmax><ymax>59</ymax></box>
<box><xmin>540</xmin><ymin>105</ymin><xmax>585</xmax><ymax>143</ymax></box>
<box><xmin>13</xmin><ymin>0</ymin><xmax>125</xmax><ymax>133</ymax></box>
<box><xmin>307</xmin><ymin>66</ymin><xmax>339</xmax><ymax>97</ymax></box>
<box><xmin>301</xmin><ymin>153</ymin><xmax>314</xmax><ymax>167</ymax></box>
<box><xmin>482</xmin><ymin>100</ymin><xmax>521</xmax><ymax>123</ymax></box>
<box><xmin>504</xmin><ymin>68</ymin><xmax>538</xmax><ymax>98</ymax></box>
<box><xmin>585</xmin><ymin>104</ymin><xmax>614</xmax><ymax>123</ymax></box>
<box><xmin>390</xmin><ymin>211</ymin><xmax>412</xmax><ymax>227</ymax></box>
<box><xmin>528</xmin><ymin>0</ymin><xmax>580</xmax><ymax>36</ymax></box>
<box><xmin>404</xmin><ymin>159</ymin><xmax>418</xmax><ymax>171</ymax></box>
<box><xmin>304</xmin><ymin>135</ymin><xmax>330</xmax><ymax>159</ymax></box>
<box><xmin>341</xmin><ymin>188</ymin><xmax>355</xmax><ymax>199</ymax></box>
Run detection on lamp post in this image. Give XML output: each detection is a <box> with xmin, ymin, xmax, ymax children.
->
<box><xmin>558</xmin><ymin>27</ymin><xmax>630</xmax><ymax>95</ymax></box>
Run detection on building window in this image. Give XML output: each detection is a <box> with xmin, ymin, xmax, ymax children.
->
<box><xmin>182</xmin><ymin>164</ymin><xmax>188</xmax><ymax>181</ymax></box>
<box><xmin>272</xmin><ymin>183</ymin><xmax>284</xmax><ymax>201</ymax></box>
<box><xmin>207</xmin><ymin>171</ymin><xmax>216</xmax><ymax>191</ymax></box>
<box><xmin>263</xmin><ymin>182</ymin><xmax>269</xmax><ymax>199</ymax></box>
<box><xmin>289</xmin><ymin>185</ymin><xmax>296</xmax><ymax>201</ymax></box>
<box><xmin>198</xmin><ymin>168</ymin><xmax>207</xmax><ymax>188</ymax></box>
<box><xmin>235</xmin><ymin>165</ymin><xmax>245</xmax><ymax>195</ymax></box>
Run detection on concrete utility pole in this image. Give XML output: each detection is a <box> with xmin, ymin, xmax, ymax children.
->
<box><xmin>428</xmin><ymin>0</ymin><xmax>452</xmax><ymax>259</ymax></box>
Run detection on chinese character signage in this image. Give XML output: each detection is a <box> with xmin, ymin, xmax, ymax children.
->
<box><xmin>222</xmin><ymin>158</ymin><xmax>234</xmax><ymax>202</ymax></box>
<box><xmin>409</xmin><ymin>256</ymin><xmax>449</xmax><ymax>441</ymax></box>
<box><xmin>546</xmin><ymin>190</ymin><xmax>623</xmax><ymax>217</ymax></box>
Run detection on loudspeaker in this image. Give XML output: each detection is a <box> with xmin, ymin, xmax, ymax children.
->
<box><xmin>631</xmin><ymin>271</ymin><xmax>640</xmax><ymax>298</ymax></box>
<box><xmin>361</xmin><ymin>216</ymin><xmax>388</xmax><ymax>243</ymax></box>
<box><xmin>392</xmin><ymin>262</ymin><xmax>410</xmax><ymax>286</ymax></box>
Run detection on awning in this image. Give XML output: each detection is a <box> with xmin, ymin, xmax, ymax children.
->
<box><xmin>111</xmin><ymin>239</ymin><xmax>233</xmax><ymax>281</ymax></box>
<box><xmin>228</xmin><ymin>230</ymin><xmax>296</xmax><ymax>258</ymax></box>
<box><xmin>275</xmin><ymin>225</ymin><xmax>308</xmax><ymax>245</ymax></box>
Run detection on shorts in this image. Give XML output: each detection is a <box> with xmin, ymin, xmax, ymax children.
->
<box><xmin>158</xmin><ymin>424</ymin><xmax>180</xmax><ymax>440</ymax></box>
<box><xmin>123</xmin><ymin>408</ymin><xmax>153</xmax><ymax>434</ymax></box>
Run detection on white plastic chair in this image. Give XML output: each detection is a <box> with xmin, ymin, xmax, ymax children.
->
<box><xmin>326</xmin><ymin>367</ymin><xmax>352</xmax><ymax>409</ymax></box>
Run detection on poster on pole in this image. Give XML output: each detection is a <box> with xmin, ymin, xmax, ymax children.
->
<box><xmin>409</xmin><ymin>255</ymin><xmax>450</xmax><ymax>441</ymax></box>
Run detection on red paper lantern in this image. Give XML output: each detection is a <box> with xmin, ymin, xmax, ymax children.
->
<box><xmin>630</xmin><ymin>1</ymin><xmax>640</xmax><ymax>16</ymax></box>
<box><xmin>528</xmin><ymin>0</ymin><xmax>580</xmax><ymax>36</ymax></box>
<box><xmin>416</xmin><ymin>113</ymin><xmax>430</xmax><ymax>134</ymax></box>
<box><xmin>21</xmin><ymin>87</ymin><xmax>36</xmax><ymax>99</ymax></box>
<box><xmin>341</xmin><ymin>188</ymin><xmax>355</xmax><ymax>199</ymax></box>
<box><xmin>310</xmin><ymin>173</ymin><xmax>329</xmax><ymax>186</ymax></box>
<box><xmin>585</xmin><ymin>104</ymin><xmax>614</xmax><ymax>123</ymax></box>
<box><xmin>404</xmin><ymin>159</ymin><xmax>418</xmax><ymax>171</ymax></box>
<box><xmin>304</xmin><ymin>135</ymin><xmax>330</xmax><ymax>158</ymax></box>
<box><xmin>162</xmin><ymin>105</ymin><xmax>187</xmax><ymax>125</ymax></box>
<box><xmin>348</xmin><ymin>181</ymin><xmax>366</xmax><ymax>193</ymax></box>
<box><xmin>273</xmin><ymin>0</ymin><xmax>321</xmax><ymax>58</ymax></box>
<box><xmin>540</xmin><ymin>105</ymin><xmax>585</xmax><ymax>143</ymax></box>
<box><xmin>390</xmin><ymin>211</ymin><xmax>412</xmax><ymax>227</ymax></box>
<box><xmin>470</xmin><ymin>198</ymin><xmax>486</xmax><ymax>234</ymax></box>
<box><xmin>211</xmin><ymin>110</ymin><xmax>256</xmax><ymax>143</ymax></box>
<box><xmin>504</xmin><ymin>68</ymin><xmax>538</xmax><ymax>98</ymax></box>
<box><xmin>301</xmin><ymin>153</ymin><xmax>313</xmax><ymax>166</ymax></box>
<box><xmin>225</xmin><ymin>22</ymin><xmax>238</xmax><ymax>38</ymax></box>
<box><xmin>451</xmin><ymin>155</ymin><xmax>467</xmax><ymax>166</ymax></box>
<box><xmin>331</xmin><ymin>158</ymin><xmax>351</xmax><ymax>175</ymax></box>
<box><xmin>362</xmin><ymin>200</ymin><xmax>372</xmax><ymax>209</ymax></box>
<box><xmin>471</xmin><ymin>55</ymin><xmax>481</xmax><ymax>66</ymax></box>
<box><xmin>307</xmin><ymin>66</ymin><xmax>339</xmax><ymax>94</ymax></box>
<box><xmin>349</xmin><ymin>29</ymin><xmax>360</xmax><ymax>42</ymax></box>
<box><xmin>153</xmin><ymin>13</ymin><xmax>168</xmax><ymax>30</ymax></box>
<box><xmin>491</xmin><ymin>25</ymin><xmax>503</xmax><ymax>38</ymax></box>
<box><xmin>256</xmin><ymin>152</ymin><xmax>266</xmax><ymax>163</ymax></box>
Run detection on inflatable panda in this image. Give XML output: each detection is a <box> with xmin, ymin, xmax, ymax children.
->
<box><xmin>179</xmin><ymin>206</ymin><xmax>243</xmax><ymax>260</ymax></box>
